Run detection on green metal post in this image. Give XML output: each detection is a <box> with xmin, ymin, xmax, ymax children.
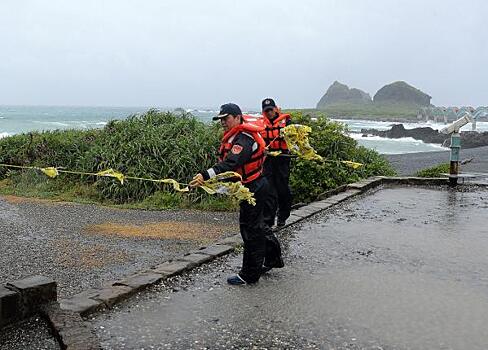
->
<box><xmin>449</xmin><ymin>132</ymin><xmax>461</xmax><ymax>186</ymax></box>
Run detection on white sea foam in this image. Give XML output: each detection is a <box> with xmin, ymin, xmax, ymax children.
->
<box><xmin>0</xmin><ymin>132</ymin><xmax>11</xmax><ymax>139</ymax></box>
<box><xmin>33</xmin><ymin>121</ymin><xmax>70</xmax><ymax>127</ymax></box>
<box><xmin>349</xmin><ymin>133</ymin><xmax>431</xmax><ymax>143</ymax></box>
<box><xmin>334</xmin><ymin>118</ymin><xmax>488</xmax><ymax>133</ymax></box>
<box><xmin>349</xmin><ymin>133</ymin><xmax>449</xmax><ymax>154</ymax></box>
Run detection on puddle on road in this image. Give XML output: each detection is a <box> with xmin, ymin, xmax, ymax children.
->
<box><xmin>84</xmin><ymin>221</ymin><xmax>231</xmax><ymax>242</ymax></box>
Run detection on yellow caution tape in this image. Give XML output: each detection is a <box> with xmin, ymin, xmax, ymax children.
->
<box><xmin>155</xmin><ymin>178</ymin><xmax>189</xmax><ymax>193</ymax></box>
<box><xmin>40</xmin><ymin>167</ymin><xmax>59</xmax><ymax>178</ymax></box>
<box><xmin>267</xmin><ymin>151</ymin><xmax>282</xmax><ymax>157</ymax></box>
<box><xmin>200</xmin><ymin>171</ymin><xmax>256</xmax><ymax>205</ymax></box>
<box><xmin>266</xmin><ymin>125</ymin><xmax>364</xmax><ymax>169</ymax></box>
<box><xmin>281</xmin><ymin>124</ymin><xmax>323</xmax><ymax>162</ymax></box>
<box><xmin>0</xmin><ymin>164</ymin><xmax>253</xmax><ymax>203</ymax></box>
<box><xmin>340</xmin><ymin>160</ymin><xmax>363</xmax><ymax>169</ymax></box>
<box><xmin>96</xmin><ymin>168</ymin><xmax>126</xmax><ymax>184</ymax></box>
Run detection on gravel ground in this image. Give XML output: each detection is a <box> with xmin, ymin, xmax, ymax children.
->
<box><xmin>0</xmin><ymin>197</ymin><xmax>238</xmax><ymax>297</ymax></box>
<box><xmin>385</xmin><ymin>145</ymin><xmax>488</xmax><ymax>176</ymax></box>
<box><xmin>92</xmin><ymin>185</ymin><xmax>488</xmax><ymax>349</ymax></box>
<box><xmin>0</xmin><ymin>316</ymin><xmax>60</xmax><ymax>350</ymax></box>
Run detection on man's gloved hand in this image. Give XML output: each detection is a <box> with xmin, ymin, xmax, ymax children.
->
<box><xmin>190</xmin><ymin>173</ymin><xmax>205</xmax><ymax>187</ymax></box>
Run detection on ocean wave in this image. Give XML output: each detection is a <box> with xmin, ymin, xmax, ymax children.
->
<box><xmin>64</xmin><ymin>120</ymin><xmax>108</xmax><ymax>126</ymax></box>
<box><xmin>349</xmin><ymin>133</ymin><xmax>445</xmax><ymax>146</ymax></box>
<box><xmin>33</xmin><ymin>121</ymin><xmax>70</xmax><ymax>127</ymax></box>
<box><xmin>0</xmin><ymin>132</ymin><xmax>11</xmax><ymax>139</ymax></box>
<box><xmin>336</xmin><ymin>118</ymin><xmax>488</xmax><ymax>133</ymax></box>
<box><xmin>350</xmin><ymin>133</ymin><xmax>416</xmax><ymax>142</ymax></box>
<box><xmin>196</xmin><ymin>109</ymin><xmax>219</xmax><ymax>113</ymax></box>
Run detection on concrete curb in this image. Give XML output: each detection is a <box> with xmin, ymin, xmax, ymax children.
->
<box><xmin>41</xmin><ymin>302</ymin><xmax>100</xmax><ymax>350</ymax></box>
<box><xmin>58</xmin><ymin>176</ymin><xmax>450</xmax><ymax>319</ymax></box>
<box><xmin>1</xmin><ymin>276</ymin><xmax>57</xmax><ymax>329</ymax></box>
<box><xmin>378</xmin><ymin>176</ymin><xmax>449</xmax><ymax>186</ymax></box>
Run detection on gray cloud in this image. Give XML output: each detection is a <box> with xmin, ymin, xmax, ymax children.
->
<box><xmin>0</xmin><ymin>0</ymin><xmax>486</xmax><ymax>108</ymax></box>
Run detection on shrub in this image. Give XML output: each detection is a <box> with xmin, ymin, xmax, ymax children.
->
<box><xmin>0</xmin><ymin>110</ymin><xmax>221</xmax><ymax>204</ymax></box>
<box><xmin>416</xmin><ymin>163</ymin><xmax>450</xmax><ymax>177</ymax></box>
<box><xmin>0</xmin><ymin>109</ymin><xmax>396</xmax><ymax>208</ymax></box>
<box><xmin>288</xmin><ymin>112</ymin><xmax>396</xmax><ymax>202</ymax></box>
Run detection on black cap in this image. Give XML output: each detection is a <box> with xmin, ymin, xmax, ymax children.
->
<box><xmin>213</xmin><ymin>103</ymin><xmax>242</xmax><ymax>120</ymax></box>
<box><xmin>262</xmin><ymin>98</ymin><xmax>276</xmax><ymax>111</ymax></box>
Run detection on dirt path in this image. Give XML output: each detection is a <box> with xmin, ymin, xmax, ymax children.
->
<box><xmin>0</xmin><ymin>196</ymin><xmax>238</xmax><ymax>297</ymax></box>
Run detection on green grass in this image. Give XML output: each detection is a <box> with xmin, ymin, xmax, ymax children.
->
<box><xmin>416</xmin><ymin>163</ymin><xmax>450</xmax><ymax>177</ymax></box>
<box><xmin>286</xmin><ymin>102</ymin><xmax>421</xmax><ymax>121</ymax></box>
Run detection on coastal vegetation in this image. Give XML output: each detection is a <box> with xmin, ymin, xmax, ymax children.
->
<box><xmin>0</xmin><ymin>110</ymin><xmax>395</xmax><ymax>210</ymax></box>
<box><xmin>416</xmin><ymin>163</ymin><xmax>450</xmax><ymax>177</ymax></box>
<box><xmin>288</xmin><ymin>103</ymin><xmax>420</xmax><ymax>121</ymax></box>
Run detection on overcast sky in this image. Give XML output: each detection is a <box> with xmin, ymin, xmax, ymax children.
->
<box><xmin>0</xmin><ymin>0</ymin><xmax>486</xmax><ymax>109</ymax></box>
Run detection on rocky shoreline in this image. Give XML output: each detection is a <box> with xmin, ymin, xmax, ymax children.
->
<box><xmin>361</xmin><ymin>124</ymin><xmax>488</xmax><ymax>149</ymax></box>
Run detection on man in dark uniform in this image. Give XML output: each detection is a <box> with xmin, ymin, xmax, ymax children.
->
<box><xmin>261</xmin><ymin>98</ymin><xmax>293</xmax><ymax>228</ymax></box>
<box><xmin>191</xmin><ymin>103</ymin><xmax>283</xmax><ymax>285</ymax></box>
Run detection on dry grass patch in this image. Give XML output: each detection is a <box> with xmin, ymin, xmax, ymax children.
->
<box><xmin>84</xmin><ymin>221</ymin><xmax>234</xmax><ymax>242</ymax></box>
<box><xmin>1</xmin><ymin>195</ymin><xmax>66</xmax><ymax>205</ymax></box>
<box><xmin>52</xmin><ymin>239</ymin><xmax>131</xmax><ymax>269</ymax></box>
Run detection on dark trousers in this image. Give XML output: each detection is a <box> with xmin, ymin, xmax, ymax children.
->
<box><xmin>239</xmin><ymin>177</ymin><xmax>282</xmax><ymax>283</ymax></box>
<box><xmin>263</xmin><ymin>156</ymin><xmax>293</xmax><ymax>227</ymax></box>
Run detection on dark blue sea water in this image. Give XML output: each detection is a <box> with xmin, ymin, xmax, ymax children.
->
<box><xmin>0</xmin><ymin>105</ymin><xmax>219</xmax><ymax>137</ymax></box>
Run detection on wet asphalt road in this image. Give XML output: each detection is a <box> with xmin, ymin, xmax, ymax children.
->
<box><xmin>92</xmin><ymin>185</ymin><xmax>488</xmax><ymax>350</ymax></box>
<box><xmin>0</xmin><ymin>316</ymin><xmax>60</xmax><ymax>350</ymax></box>
<box><xmin>0</xmin><ymin>197</ymin><xmax>237</xmax><ymax>297</ymax></box>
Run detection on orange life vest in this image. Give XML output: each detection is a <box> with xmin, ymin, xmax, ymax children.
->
<box><xmin>261</xmin><ymin>113</ymin><xmax>290</xmax><ymax>152</ymax></box>
<box><xmin>218</xmin><ymin>116</ymin><xmax>266</xmax><ymax>184</ymax></box>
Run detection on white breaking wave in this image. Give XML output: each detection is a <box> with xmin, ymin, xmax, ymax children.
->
<box><xmin>33</xmin><ymin>121</ymin><xmax>70</xmax><ymax>127</ymax></box>
<box><xmin>349</xmin><ymin>133</ymin><xmax>437</xmax><ymax>144</ymax></box>
<box><xmin>0</xmin><ymin>132</ymin><xmax>11</xmax><ymax>139</ymax></box>
<box><xmin>334</xmin><ymin>118</ymin><xmax>488</xmax><ymax>133</ymax></box>
<box><xmin>64</xmin><ymin>120</ymin><xmax>108</xmax><ymax>127</ymax></box>
<box><xmin>348</xmin><ymin>133</ymin><xmax>449</xmax><ymax>154</ymax></box>
<box><xmin>30</xmin><ymin>120</ymin><xmax>109</xmax><ymax>129</ymax></box>
<box><xmin>196</xmin><ymin>109</ymin><xmax>219</xmax><ymax>113</ymax></box>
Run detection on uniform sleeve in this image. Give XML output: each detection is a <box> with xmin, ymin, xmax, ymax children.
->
<box><xmin>201</xmin><ymin>133</ymin><xmax>255</xmax><ymax>180</ymax></box>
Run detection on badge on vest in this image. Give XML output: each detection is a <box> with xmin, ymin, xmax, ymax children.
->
<box><xmin>231</xmin><ymin>144</ymin><xmax>243</xmax><ymax>155</ymax></box>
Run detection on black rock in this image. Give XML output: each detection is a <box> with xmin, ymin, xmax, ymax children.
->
<box><xmin>361</xmin><ymin>124</ymin><xmax>488</xmax><ymax>149</ymax></box>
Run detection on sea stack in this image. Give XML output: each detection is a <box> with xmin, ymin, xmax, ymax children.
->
<box><xmin>316</xmin><ymin>81</ymin><xmax>371</xmax><ymax>109</ymax></box>
<box><xmin>373</xmin><ymin>81</ymin><xmax>431</xmax><ymax>106</ymax></box>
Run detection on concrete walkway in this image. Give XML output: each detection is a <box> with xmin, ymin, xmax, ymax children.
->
<box><xmin>92</xmin><ymin>185</ymin><xmax>488</xmax><ymax>349</ymax></box>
